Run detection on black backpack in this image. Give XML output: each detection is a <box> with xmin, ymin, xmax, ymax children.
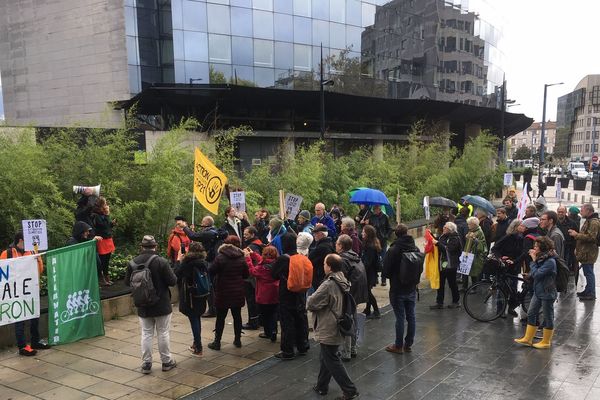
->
<box><xmin>129</xmin><ymin>255</ymin><xmax>160</xmax><ymax>307</ymax></box>
<box><xmin>398</xmin><ymin>251</ymin><xmax>425</xmax><ymax>286</ymax></box>
<box><xmin>206</xmin><ymin>228</ymin><xmax>228</xmax><ymax>263</ymax></box>
<box><xmin>329</xmin><ymin>278</ymin><xmax>357</xmax><ymax>337</ymax></box>
<box><xmin>554</xmin><ymin>256</ymin><xmax>570</xmax><ymax>293</ymax></box>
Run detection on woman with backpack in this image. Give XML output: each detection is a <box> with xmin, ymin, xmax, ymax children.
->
<box><xmin>361</xmin><ymin>225</ymin><xmax>381</xmax><ymax>319</ymax></box>
<box><xmin>175</xmin><ymin>242</ymin><xmax>208</xmax><ymax>356</ymax></box>
<box><xmin>245</xmin><ymin>245</ymin><xmax>280</xmax><ymax>342</ymax></box>
<box><xmin>515</xmin><ymin>236</ymin><xmax>557</xmax><ymax>349</ymax></box>
<box><xmin>430</xmin><ymin>222</ymin><xmax>462</xmax><ymax>310</ymax></box>
<box><xmin>208</xmin><ymin>235</ymin><xmax>249</xmax><ymax>350</ymax></box>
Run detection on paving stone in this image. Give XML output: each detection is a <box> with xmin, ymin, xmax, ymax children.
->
<box><xmin>0</xmin><ymin>385</ymin><xmax>38</xmax><ymax>400</ymax></box>
<box><xmin>126</xmin><ymin>375</ymin><xmax>179</xmax><ymax>394</ymax></box>
<box><xmin>6</xmin><ymin>376</ymin><xmax>61</xmax><ymax>395</ymax></box>
<box><xmin>0</xmin><ymin>366</ymin><xmax>30</xmax><ymax>383</ymax></box>
<box><xmin>83</xmin><ymin>380</ymin><xmax>136</xmax><ymax>399</ymax></box>
<box><xmin>37</xmin><ymin>385</ymin><xmax>93</xmax><ymax>400</ymax></box>
<box><xmin>53</xmin><ymin>371</ymin><xmax>103</xmax><ymax>389</ymax></box>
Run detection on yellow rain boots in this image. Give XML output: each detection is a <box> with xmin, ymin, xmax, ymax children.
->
<box><xmin>532</xmin><ymin>328</ymin><xmax>554</xmax><ymax>349</ymax></box>
<box><xmin>514</xmin><ymin>324</ymin><xmax>537</xmax><ymax>346</ymax></box>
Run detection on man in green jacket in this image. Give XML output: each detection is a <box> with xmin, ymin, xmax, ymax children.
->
<box><xmin>307</xmin><ymin>254</ymin><xmax>359</xmax><ymax>400</ymax></box>
<box><xmin>569</xmin><ymin>203</ymin><xmax>600</xmax><ymax>300</ymax></box>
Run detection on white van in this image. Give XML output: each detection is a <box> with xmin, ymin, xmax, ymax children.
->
<box><xmin>568</xmin><ymin>162</ymin><xmax>588</xmax><ymax>179</ymax></box>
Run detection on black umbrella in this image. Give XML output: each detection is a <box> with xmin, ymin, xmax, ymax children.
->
<box><xmin>428</xmin><ymin>197</ymin><xmax>458</xmax><ymax>209</ymax></box>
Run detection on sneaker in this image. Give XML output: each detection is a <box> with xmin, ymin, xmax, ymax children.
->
<box><xmin>31</xmin><ymin>341</ymin><xmax>51</xmax><ymax>350</ymax></box>
<box><xmin>579</xmin><ymin>295</ymin><xmax>597</xmax><ymax>301</ymax></box>
<box><xmin>313</xmin><ymin>386</ymin><xmax>328</xmax><ymax>396</ymax></box>
<box><xmin>18</xmin><ymin>345</ymin><xmax>37</xmax><ymax>357</ymax></box>
<box><xmin>207</xmin><ymin>341</ymin><xmax>221</xmax><ymax>351</ymax></box>
<box><xmin>141</xmin><ymin>362</ymin><xmax>152</xmax><ymax>374</ymax></box>
<box><xmin>447</xmin><ymin>303</ymin><xmax>461</xmax><ymax>309</ymax></box>
<box><xmin>161</xmin><ymin>359</ymin><xmax>177</xmax><ymax>372</ymax></box>
<box><xmin>385</xmin><ymin>344</ymin><xmax>403</xmax><ymax>354</ymax></box>
<box><xmin>274</xmin><ymin>351</ymin><xmax>295</xmax><ymax>360</ymax></box>
<box><xmin>429</xmin><ymin>304</ymin><xmax>444</xmax><ymax>310</ymax></box>
<box><xmin>336</xmin><ymin>391</ymin><xmax>360</xmax><ymax>400</ymax></box>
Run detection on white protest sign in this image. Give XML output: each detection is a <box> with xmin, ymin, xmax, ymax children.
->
<box><xmin>556</xmin><ymin>180</ymin><xmax>562</xmax><ymax>203</ymax></box>
<box><xmin>423</xmin><ymin>196</ymin><xmax>430</xmax><ymax>220</ymax></box>
<box><xmin>230</xmin><ymin>191</ymin><xmax>246</xmax><ymax>212</ymax></box>
<box><xmin>503</xmin><ymin>173</ymin><xmax>513</xmax><ymax>186</ymax></box>
<box><xmin>0</xmin><ymin>256</ymin><xmax>40</xmax><ymax>326</ymax></box>
<box><xmin>458</xmin><ymin>252</ymin><xmax>474</xmax><ymax>276</ymax></box>
<box><xmin>22</xmin><ymin>219</ymin><xmax>48</xmax><ymax>251</ymax></box>
<box><xmin>284</xmin><ymin>193</ymin><xmax>303</xmax><ymax>220</ymax></box>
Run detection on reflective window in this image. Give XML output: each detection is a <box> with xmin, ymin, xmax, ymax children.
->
<box><xmin>346</xmin><ymin>0</ymin><xmax>361</xmax><ymax>26</ymax></box>
<box><xmin>174</xmin><ymin>60</ymin><xmax>185</xmax><ymax>83</ymax></box>
<box><xmin>185</xmin><ymin>31</ymin><xmax>208</xmax><ymax>62</ymax></box>
<box><xmin>125</xmin><ymin>6</ymin><xmax>137</xmax><ymax>36</ymax></box>
<box><xmin>171</xmin><ymin>0</ymin><xmax>183</xmax><ymax>30</ymax></box>
<box><xmin>231</xmin><ymin>7</ymin><xmax>253</xmax><ymax>37</ymax></box>
<box><xmin>253</xmin><ymin>10</ymin><xmax>274</xmax><ymax>40</ymax></box>
<box><xmin>330</xmin><ymin>0</ymin><xmax>345</xmax><ymax>23</ymax></box>
<box><xmin>274</xmin><ymin>0</ymin><xmax>293</xmax><ymax>14</ymax></box>
<box><xmin>254</xmin><ymin>39</ymin><xmax>274</xmax><ymax>67</ymax></box>
<box><xmin>255</xmin><ymin>67</ymin><xmax>275</xmax><ymax>87</ymax></box>
<box><xmin>253</xmin><ymin>0</ymin><xmax>273</xmax><ymax>11</ymax></box>
<box><xmin>274</xmin><ymin>41</ymin><xmax>293</xmax><ymax>69</ymax></box>
<box><xmin>172</xmin><ymin>30</ymin><xmax>184</xmax><ymax>60</ymax></box>
<box><xmin>210</xmin><ymin>63</ymin><xmax>232</xmax><ymax>82</ymax></box>
<box><xmin>294</xmin><ymin>44</ymin><xmax>311</xmax><ymax>71</ymax></box>
<box><xmin>209</xmin><ymin>34</ymin><xmax>231</xmax><ymax>63</ymax></box>
<box><xmin>330</xmin><ymin>22</ymin><xmax>345</xmax><ymax>49</ymax></box>
<box><xmin>232</xmin><ymin>36</ymin><xmax>253</xmax><ymax>65</ymax></box>
<box><xmin>312</xmin><ymin>0</ymin><xmax>329</xmax><ymax>21</ymax></box>
<box><xmin>207</xmin><ymin>0</ymin><xmax>230</xmax><ymax>4</ymax></box>
<box><xmin>346</xmin><ymin>25</ymin><xmax>361</xmax><ymax>50</ymax></box>
<box><xmin>362</xmin><ymin>2</ymin><xmax>375</xmax><ymax>28</ymax></box>
<box><xmin>207</xmin><ymin>4</ymin><xmax>231</xmax><ymax>34</ymax></box>
<box><xmin>129</xmin><ymin>65</ymin><xmax>141</xmax><ymax>93</ymax></box>
<box><xmin>294</xmin><ymin>16</ymin><xmax>311</xmax><ymax>45</ymax></box>
<box><xmin>312</xmin><ymin>20</ymin><xmax>329</xmax><ymax>47</ymax></box>
<box><xmin>126</xmin><ymin>36</ymin><xmax>139</xmax><ymax>65</ymax></box>
<box><xmin>185</xmin><ymin>61</ymin><xmax>209</xmax><ymax>83</ymax></box>
<box><xmin>275</xmin><ymin>69</ymin><xmax>291</xmax><ymax>85</ymax></box>
<box><xmin>312</xmin><ymin>45</ymin><xmax>328</xmax><ymax>71</ymax></box>
<box><xmin>182</xmin><ymin>0</ymin><xmax>207</xmax><ymax>32</ymax></box>
<box><xmin>274</xmin><ymin>13</ymin><xmax>293</xmax><ymax>42</ymax></box>
<box><xmin>232</xmin><ymin>65</ymin><xmax>254</xmax><ymax>84</ymax></box>
<box><xmin>231</xmin><ymin>0</ymin><xmax>252</xmax><ymax>6</ymax></box>
<box><xmin>293</xmin><ymin>0</ymin><xmax>311</xmax><ymax>17</ymax></box>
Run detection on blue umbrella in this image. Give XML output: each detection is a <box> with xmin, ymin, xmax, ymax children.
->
<box><xmin>350</xmin><ymin>188</ymin><xmax>394</xmax><ymax>215</ymax></box>
<box><xmin>461</xmin><ymin>195</ymin><xmax>496</xmax><ymax>215</ymax></box>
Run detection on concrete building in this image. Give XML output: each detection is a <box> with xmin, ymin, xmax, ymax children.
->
<box><xmin>508</xmin><ymin>121</ymin><xmax>556</xmax><ymax>160</ymax></box>
<box><xmin>556</xmin><ymin>75</ymin><xmax>600</xmax><ymax>162</ymax></box>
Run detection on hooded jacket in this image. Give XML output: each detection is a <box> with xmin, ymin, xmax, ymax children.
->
<box><xmin>246</xmin><ymin>252</ymin><xmax>279</xmax><ymax>304</ymax></box>
<box><xmin>309</xmin><ymin>236</ymin><xmax>335</xmax><ymax>288</ymax></box>
<box><xmin>174</xmin><ymin>254</ymin><xmax>208</xmax><ymax>316</ymax></box>
<box><xmin>546</xmin><ymin>225</ymin><xmax>565</xmax><ymax>260</ymax></box>
<box><xmin>339</xmin><ymin>250</ymin><xmax>369</xmax><ymax>305</ymax></box>
<box><xmin>167</xmin><ymin>226</ymin><xmax>191</xmax><ymax>264</ymax></box>
<box><xmin>307</xmin><ymin>271</ymin><xmax>350</xmax><ymax>346</ymax></box>
<box><xmin>529</xmin><ymin>253</ymin><xmax>557</xmax><ymax>300</ymax></box>
<box><xmin>66</xmin><ymin>221</ymin><xmax>93</xmax><ymax>246</ymax></box>
<box><xmin>575</xmin><ymin>213</ymin><xmax>600</xmax><ymax>264</ymax></box>
<box><xmin>383</xmin><ymin>235</ymin><xmax>419</xmax><ymax>294</ymax></box>
<box><xmin>271</xmin><ymin>233</ymin><xmax>307</xmax><ymax>308</ymax></box>
<box><xmin>209</xmin><ymin>244</ymin><xmax>249</xmax><ymax>309</ymax></box>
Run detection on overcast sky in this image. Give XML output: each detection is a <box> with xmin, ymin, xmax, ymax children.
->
<box><xmin>501</xmin><ymin>0</ymin><xmax>600</xmax><ymax>122</ymax></box>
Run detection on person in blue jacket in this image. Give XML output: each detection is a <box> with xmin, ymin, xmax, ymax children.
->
<box><xmin>311</xmin><ymin>203</ymin><xmax>337</xmax><ymax>240</ymax></box>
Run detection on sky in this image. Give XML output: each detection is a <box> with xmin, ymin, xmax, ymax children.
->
<box><xmin>500</xmin><ymin>0</ymin><xmax>600</xmax><ymax>122</ymax></box>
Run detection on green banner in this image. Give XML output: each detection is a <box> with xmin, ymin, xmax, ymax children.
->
<box><xmin>46</xmin><ymin>241</ymin><xmax>104</xmax><ymax>345</ymax></box>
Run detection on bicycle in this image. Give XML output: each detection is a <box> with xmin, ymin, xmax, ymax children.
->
<box><xmin>463</xmin><ymin>254</ymin><xmax>533</xmax><ymax>322</ymax></box>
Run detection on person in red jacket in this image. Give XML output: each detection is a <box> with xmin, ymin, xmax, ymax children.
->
<box><xmin>166</xmin><ymin>216</ymin><xmax>191</xmax><ymax>265</ymax></box>
<box><xmin>246</xmin><ymin>245</ymin><xmax>280</xmax><ymax>342</ymax></box>
<box><xmin>0</xmin><ymin>231</ymin><xmax>50</xmax><ymax>356</ymax></box>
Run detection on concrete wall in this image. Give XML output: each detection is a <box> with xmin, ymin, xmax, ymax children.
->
<box><xmin>0</xmin><ymin>0</ymin><xmax>131</xmax><ymax>128</ymax></box>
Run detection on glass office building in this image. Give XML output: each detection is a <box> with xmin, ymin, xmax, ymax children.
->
<box><xmin>126</xmin><ymin>0</ymin><xmax>505</xmax><ymax>106</ymax></box>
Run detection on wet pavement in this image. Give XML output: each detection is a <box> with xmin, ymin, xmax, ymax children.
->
<box><xmin>184</xmin><ymin>281</ymin><xmax>600</xmax><ymax>400</ymax></box>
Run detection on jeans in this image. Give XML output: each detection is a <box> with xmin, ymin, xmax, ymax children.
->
<box><xmin>215</xmin><ymin>307</ymin><xmax>242</xmax><ymax>342</ymax></box>
<box><xmin>389</xmin><ymin>291</ymin><xmax>416</xmax><ymax>348</ymax></box>
<box><xmin>187</xmin><ymin>315</ymin><xmax>202</xmax><ymax>350</ymax></box>
<box><xmin>527</xmin><ymin>294</ymin><xmax>554</xmax><ymax>329</ymax></box>
<box><xmin>15</xmin><ymin>318</ymin><xmax>40</xmax><ymax>349</ymax></box>
<box><xmin>316</xmin><ymin>344</ymin><xmax>358</xmax><ymax>396</ymax></box>
<box><xmin>140</xmin><ymin>313</ymin><xmax>172</xmax><ymax>364</ymax></box>
<box><xmin>436</xmin><ymin>268</ymin><xmax>459</xmax><ymax>305</ymax></box>
<box><xmin>280</xmin><ymin>304</ymin><xmax>309</xmax><ymax>355</ymax></box>
<box><xmin>258</xmin><ymin>303</ymin><xmax>278</xmax><ymax>337</ymax></box>
<box><xmin>581</xmin><ymin>263</ymin><xmax>596</xmax><ymax>296</ymax></box>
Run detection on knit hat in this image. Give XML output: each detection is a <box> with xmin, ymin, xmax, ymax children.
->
<box><xmin>298</xmin><ymin>210</ymin><xmax>311</xmax><ymax>221</ymax></box>
<box><xmin>522</xmin><ymin>217</ymin><xmax>540</xmax><ymax>229</ymax></box>
<box><xmin>269</xmin><ymin>217</ymin><xmax>283</xmax><ymax>231</ymax></box>
<box><xmin>569</xmin><ymin>206</ymin><xmax>580</xmax><ymax>214</ymax></box>
<box><xmin>141</xmin><ymin>235</ymin><xmax>158</xmax><ymax>247</ymax></box>
<box><xmin>296</xmin><ymin>232</ymin><xmax>314</xmax><ymax>255</ymax></box>
<box><xmin>313</xmin><ymin>225</ymin><xmax>328</xmax><ymax>233</ymax></box>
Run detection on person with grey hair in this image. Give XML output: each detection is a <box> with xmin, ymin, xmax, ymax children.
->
<box><xmin>475</xmin><ymin>209</ymin><xmax>493</xmax><ymax>249</ymax></box>
<box><xmin>462</xmin><ymin>216</ymin><xmax>488</xmax><ymax>289</ymax></box>
<box><xmin>569</xmin><ymin>203</ymin><xmax>600</xmax><ymax>300</ymax></box>
<box><xmin>430</xmin><ymin>222</ymin><xmax>462</xmax><ymax>309</ymax></box>
<box><xmin>341</xmin><ymin>217</ymin><xmax>362</xmax><ymax>255</ymax></box>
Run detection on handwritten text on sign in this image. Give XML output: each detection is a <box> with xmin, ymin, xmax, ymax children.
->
<box><xmin>284</xmin><ymin>193</ymin><xmax>303</xmax><ymax>219</ymax></box>
<box><xmin>22</xmin><ymin>219</ymin><xmax>48</xmax><ymax>251</ymax></box>
<box><xmin>0</xmin><ymin>256</ymin><xmax>40</xmax><ymax>326</ymax></box>
<box><xmin>230</xmin><ymin>191</ymin><xmax>246</xmax><ymax>212</ymax></box>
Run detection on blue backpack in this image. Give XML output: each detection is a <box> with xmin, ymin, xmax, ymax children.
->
<box><xmin>188</xmin><ymin>267</ymin><xmax>211</xmax><ymax>298</ymax></box>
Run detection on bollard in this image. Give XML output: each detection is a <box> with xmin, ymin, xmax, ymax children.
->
<box><xmin>582</xmin><ymin>196</ymin><xmax>586</xmax><ymax>203</ymax></box>
<box><xmin>562</xmin><ymin>192</ymin><xmax>565</xmax><ymax>200</ymax></box>
<box><xmin>575</xmin><ymin>194</ymin><xmax>578</xmax><ymax>202</ymax></box>
<box><xmin>568</xmin><ymin>193</ymin><xmax>571</xmax><ymax>201</ymax></box>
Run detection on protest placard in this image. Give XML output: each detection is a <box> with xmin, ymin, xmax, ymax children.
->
<box><xmin>0</xmin><ymin>256</ymin><xmax>40</xmax><ymax>326</ymax></box>
<box><xmin>230</xmin><ymin>191</ymin><xmax>246</xmax><ymax>212</ymax></box>
<box><xmin>503</xmin><ymin>173</ymin><xmax>513</xmax><ymax>186</ymax></box>
<box><xmin>284</xmin><ymin>193</ymin><xmax>303</xmax><ymax>219</ymax></box>
<box><xmin>22</xmin><ymin>219</ymin><xmax>48</xmax><ymax>251</ymax></box>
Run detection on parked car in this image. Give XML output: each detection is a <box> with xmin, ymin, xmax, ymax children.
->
<box><xmin>568</xmin><ymin>162</ymin><xmax>589</xmax><ymax>179</ymax></box>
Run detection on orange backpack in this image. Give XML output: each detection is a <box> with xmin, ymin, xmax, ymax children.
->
<box><xmin>287</xmin><ymin>254</ymin><xmax>314</xmax><ymax>292</ymax></box>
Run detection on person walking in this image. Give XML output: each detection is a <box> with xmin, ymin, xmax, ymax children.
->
<box><xmin>125</xmin><ymin>235</ymin><xmax>177</xmax><ymax>374</ymax></box>
<box><xmin>174</xmin><ymin>242</ymin><xmax>208</xmax><ymax>356</ymax></box>
<box><xmin>207</xmin><ymin>235</ymin><xmax>249</xmax><ymax>350</ymax></box>
<box><xmin>1</xmin><ymin>232</ymin><xmax>49</xmax><ymax>356</ymax></box>
<box><xmin>361</xmin><ymin>225</ymin><xmax>381</xmax><ymax>319</ymax></box>
<box><xmin>246</xmin><ymin>245</ymin><xmax>280</xmax><ymax>342</ymax></box>
<box><xmin>91</xmin><ymin>196</ymin><xmax>116</xmax><ymax>286</ymax></box>
<box><xmin>514</xmin><ymin>237</ymin><xmax>557</xmax><ymax>349</ymax></box>
<box><xmin>308</xmin><ymin>254</ymin><xmax>359</xmax><ymax>400</ymax></box>
<box><xmin>382</xmin><ymin>224</ymin><xmax>420</xmax><ymax>354</ymax></box>
<box><xmin>430</xmin><ymin>222</ymin><xmax>462</xmax><ymax>309</ymax></box>
<box><xmin>569</xmin><ymin>203</ymin><xmax>600</xmax><ymax>301</ymax></box>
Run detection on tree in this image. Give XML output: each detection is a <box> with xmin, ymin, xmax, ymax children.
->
<box><xmin>513</xmin><ymin>144</ymin><xmax>532</xmax><ymax>160</ymax></box>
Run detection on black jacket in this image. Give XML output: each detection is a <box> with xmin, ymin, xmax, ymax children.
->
<box><xmin>557</xmin><ymin>216</ymin><xmax>579</xmax><ymax>247</ymax></box>
<box><xmin>222</xmin><ymin>218</ymin><xmax>250</xmax><ymax>238</ymax></box>
<box><xmin>66</xmin><ymin>221</ymin><xmax>93</xmax><ymax>246</ymax></box>
<box><xmin>493</xmin><ymin>218</ymin><xmax>510</xmax><ymax>243</ymax></box>
<box><xmin>308</xmin><ymin>237</ymin><xmax>335</xmax><ymax>288</ymax></box>
<box><xmin>125</xmin><ymin>250</ymin><xmax>177</xmax><ymax>318</ymax></box>
<box><xmin>183</xmin><ymin>226</ymin><xmax>220</xmax><ymax>262</ymax></box>
<box><xmin>454</xmin><ymin>216</ymin><xmax>468</xmax><ymax>243</ymax></box>
<box><xmin>362</xmin><ymin>244</ymin><xmax>380</xmax><ymax>288</ymax></box>
<box><xmin>340</xmin><ymin>250</ymin><xmax>369</xmax><ymax>305</ymax></box>
<box><xmin>91</xmin><ymin>213</ymin><xmax>113</xmax><ymax>238</ymax></box>
<box><xmin>479</xmin><ymin>217</ymin><xmax>493</xmax><ymax>249</ymax></box>
<box><xmin>436</xmin><ymin>232</ymin><xmax>462</xmax><ymax>269</ymax></box>
<box><xmin>506</xmin><ymin>205</ymin><xmax>518</xmax><ymax>221</ymax></box>
<box><xmin>75</xmin><ymin>194</ymin><xmax>97</xmax><ymax>227</ymax></box>
<box><xmin>492</xmin><ymin>233</ymin><xmax>523</xmax><ymax>263</ymax></box>
<box><xmin>383</xmin><ymin>235</ymin><xmax>419</xmax><ymax>295</ymax></box>
<box><xmin>175</xmin><ymin>255</ymin><xmax>208</xmax><ymax>316</ymax></box>
<box><xmin>369</xmin><ymin>212</ymin><xmax>392</xmax><ymax>246</ymax></box>
<box><xmin>271</xmin><ymin>233</ymin><xmax>307</xmax><ymax>309</ymax></box>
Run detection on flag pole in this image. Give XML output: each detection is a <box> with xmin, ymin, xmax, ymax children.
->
<box><xmin>191</xmin><ymin>192</ymin><xmax>195</xmax><ymax>225</ymax></box>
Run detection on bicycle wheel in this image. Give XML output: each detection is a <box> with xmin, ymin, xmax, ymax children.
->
<box><xmin>463</xmin><ymin>281</ymin><xmax>508</xmax><ymax>322</ymax></box>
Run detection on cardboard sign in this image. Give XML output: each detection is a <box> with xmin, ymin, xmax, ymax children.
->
<box><xmin>230</xmin><ymin>191</ymin><xmax>246</xmax><ymax>212</ymax></box>
<box><xmin>22</xmin><ymin>219</ymin><xmax>48</xmax><ymax>251</ymax></box>
<box><xmin>193</xmin><ymin>148</ymin><xmax>228</xmax><ymax>214</ymax></box>
<box><xmin>458</xmin><ymin>252</ymin><xmax>474</xmax><ymax>276</ymax></box>
<box><xmin>0</xmin><ymin>256</ymin><xmax>40</xmax><ymax>326</ymax></box>
<box><xmin>284</xmin><ymin>193</ymin><xmax>303</xmax><ymax>220</ymax></box>
<box><xmin>503</xmin><ymin>173</ymin><xmax>513</xmax><ymax>186</ymax></box>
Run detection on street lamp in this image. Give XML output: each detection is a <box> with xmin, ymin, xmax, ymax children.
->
<box><xmin>320</xmin><ymin>43</ymin><xmax>334</xmax><ymax>140</ymax></box>
<box><xmin>540</xmin><ymin>82</ymin><xmax>564</xmax><ymax>186</ymax></box>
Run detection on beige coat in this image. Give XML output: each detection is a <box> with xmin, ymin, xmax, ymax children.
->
<box><xmin>307</xmin><ymin>271</ymin><xmax>350</xmax><ymax>346</ymax></box>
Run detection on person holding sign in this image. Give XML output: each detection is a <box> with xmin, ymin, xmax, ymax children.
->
<box><xmin>222</xmin><ymin>206</ymin><xmax>249</xmax><ymax>239</ymax></box>
<box><xmin>1</xmin><ymin>231</ymin><xmax>50</xmax><ymax>356</ymax></box>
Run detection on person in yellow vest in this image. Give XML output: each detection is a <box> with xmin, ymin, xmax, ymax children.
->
<box><xmin>457</xmin><ymin>202</ymin><xmax>474</xmax><ymax>217</ymax></box>
<box><xmin>0</xmin><ymin>231</ymin><xmax>50</xmax><ymax>356</ymax></box>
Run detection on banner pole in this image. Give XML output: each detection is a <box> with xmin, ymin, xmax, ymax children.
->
<box><xmin>191</xmin><ymin>192</ymin><xmax>195</xmax><ymax>225</ymax></box>
<box><xmin>279</xmin><ymin>190</ymin><xmax>286</xmax><ymax>220</ymax></box>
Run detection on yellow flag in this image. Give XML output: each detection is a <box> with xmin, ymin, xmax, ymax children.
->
<box><xmin>194</xmin><ymin>147</ymin><xmax>228</xmax><ymax>214</ymax></box>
